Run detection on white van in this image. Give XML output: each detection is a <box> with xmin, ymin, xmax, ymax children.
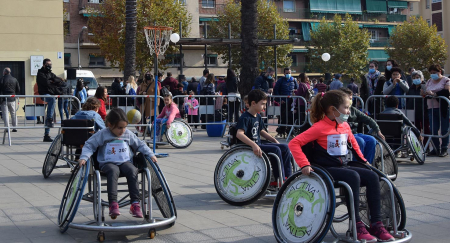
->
<box><xmin>64</xmin><ymin>70</ymin><xmax>99</xmax><ymax>97</ymax></box>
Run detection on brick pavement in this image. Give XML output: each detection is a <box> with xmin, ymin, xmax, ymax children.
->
<box><xmin>0</xmin><ymin>128</ymin><xmax>449</xmax><ymax>242</ymax></box>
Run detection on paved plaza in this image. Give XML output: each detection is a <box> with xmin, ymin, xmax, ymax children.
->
<box><xmin>0</xmin><ymin>128</ymin><xmax>449</xmax><ymax>243</ymax></box>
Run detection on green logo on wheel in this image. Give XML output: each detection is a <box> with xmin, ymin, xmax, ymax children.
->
<box><xmin>171</xmin><ymin>125</ymin><xmax>188</xmax><ymax>144</ymax></box>
<box><xmin>223</xmin><ymin>153</ymin><xmax>260</xmax><ymax>196</ymax></box>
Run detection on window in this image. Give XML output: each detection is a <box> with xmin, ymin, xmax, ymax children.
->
<box><xmin>175</xmin><ymin>0</ymin><xmax>186</xmax><ymax>5</ymax></box>
<box><xmin>88</xmin><ymin>0</ymin><xmax>103</xmax><ymax>3</ymax></box>
<box><xmin>199</xmin><ymin>21</ymin><xmax>211</xmax><ymax>37</ymax></box>
<box><xmin>64</xmin><ymin>53</ymin><xmax>71</xmax><ymax>67</ymax></box>
<box><xmin>410</xmin><ymin>3</ymin><xmax>413</xmax><ymax>11</ymax></box>
<box><xmin>166</xmin><ymin>54</ymin><xmax>182</xmax><ymax>66</ymax></box>
<box><xmin>202</xmin><ymin>0</ymin><xmax>215</xmax><ymax>8</ymax></box>
<box><xmin>64</xmin><ymin>21</ymin><xmax>70</xmax><ymax>35</ymax></box>
<box><xmin>426</xmin><ymin>19</ymin><xmax>431</xmax><ymax>26</ymax></box>
<box><xmin>63</xmin><ymin>0</ymin><xmax>70</xmax><ymax>2</ymax></box>
<box><xmin>432</xmin><ymin>12</ymin><xmax>443</xmax><ymax>31</ymax></box>
<box><xmin>426</xmin><ymin>0</ymin><xmax>430</xmax><ymax>9</ymax></box>
<box><xmin>369</xmin><ymin>30</ymin><xmax>378</xmax><ymax>40</ymax></box>
<box><xmin>206</xmin><ymin>54</ymin><xmax>217</xmax><ymax>66</ymax></box>
<box><xmin>283</xmin><ymin>0</ymin><xmax>295</xmax><ymax>12</ymax></box>
<box><xmin>89</xmin><ymin>55</ymin><xmax>105</xmax><ymax>66</ymax></box>
<box><xmin>432</xmin><ymin>0</ymin><xmax>442</xmax><ymax>3</ymax></box>
<box><xmin>291</xmin><ymin>55</ymin><xmax>297</xmax><ymax>67</ymax></box>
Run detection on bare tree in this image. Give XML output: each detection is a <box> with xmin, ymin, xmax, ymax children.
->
<box><xmin>239</xmin><ymin>0</ymin><xmax>258</xmax><ymax>96</ymax></box>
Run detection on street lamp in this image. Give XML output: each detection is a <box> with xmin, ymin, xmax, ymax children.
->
<box><xmin>77</xmin><ymin>26</ymin><xmax>88</xmax><ymax>70</ymax></box>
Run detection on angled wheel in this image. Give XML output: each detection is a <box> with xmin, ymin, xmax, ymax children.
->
<box><xmin>406</xmin><ymin>127</ymin><xmax>425</xmax><ymax>165</ymax></box>
<box><xmin>144</xmin><ymin>156</ymin><xmax>177</xmax><ymax>220</ymax></box>
<box><xmin>214</xmin><ymin>146</ymin><xmax>271</xmax><ymax>206</ymax></box>
<box><xmin>359</xmin><ymin>168</ymin><xmax>406</xmax><ymax>231</ymax></box>
<box><xmin>58</xmin><ymin>160</ymin><xmax>90</xmax><ymax>233</ymax></box>
<box><xmin>165</xmin><ymin>120</ymin><xmax>193</xmax><ymax>149</ymax></box>
<box><xmin>42</xmin><ymin>134</ymin><xmax>62</xmax><ymax>178</ymax></box>
<box><xmin>373</xmin><ymin>136</ymin><xmax>398</xmax><ymax>181</ymax></box>
<box><xmin>273</xmin><ymin>166</ymin><xmax>335</xmax><ymax>243</ymax></box>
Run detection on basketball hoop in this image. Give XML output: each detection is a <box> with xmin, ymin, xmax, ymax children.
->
<box><xmin>144</xmin><ymin>26</ymin><xmax>173</xmax><ymax>57</ymax></box>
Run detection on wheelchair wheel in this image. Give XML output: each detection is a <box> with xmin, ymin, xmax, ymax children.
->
<box><xmin>214</xmin><ymin>146</ymin><xmax>271</xmax><ymax>206</ymax></box>
<box><xmin>373</xmin><ymin>136</ymin><xmax>398</xmax><ymax>181</ymax></box>
<box><xmin>359</xmin><ymin>169</ymin><xmax>406</xmax><ymax>231</ymax></box>
<box><xmin>144</xmin><ymin>156</ymin><xmax>177</xmax><ymax>219</ymax></box>
<box><xmin>273</xmin><ymin>167</ymin><xmax>335</xmax><ymax>243</ymax></box>
<box><xmin>406</xmin><ymin>127</ymin><xmax>425</xmax><ymax>165</ymax></box>
<box><xmin>42</xmin><ymin>134</ymin><xmax>62</xmax><ymax>178</ymax></box>
<box><xmin>58</xmin><ymin>161</ymin><xmax>90</xmax><ymax>233</ymax></box>
<box><xmin>165</xmin><ymin>120</ymin><xmax>193</xmax><ymax>149</ymax></box>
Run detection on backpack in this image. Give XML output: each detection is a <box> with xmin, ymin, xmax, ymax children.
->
<box><xmin>201</xmin><ymin>83</ymin><xmax>213</xmax><ymax>95</ymax></box>
<box><xmin>227</xmin><ymin>123</ymin><xmax>239</xmax><ymax>146</ymax></box>
<box><xmin>160</xmin><ymin>86</ymin><xmax>171</xmax><ymax>97</ymax></box>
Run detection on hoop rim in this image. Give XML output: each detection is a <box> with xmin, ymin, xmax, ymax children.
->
<box><xmin>144</xmin><ymin>26</ymin><xmax>173</xmax><ymax>31</ymax></box>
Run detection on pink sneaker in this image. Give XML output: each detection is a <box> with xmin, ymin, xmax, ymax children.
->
<box><xmin>130</xmin><ymin>202</ymin><xmax>143</xmax><ymax>218</ymax></box>
<box><xmin>369</xmin><ymin>221</ymin><xmax>395</xmax><ymax>242</ymax></box>
<box><xmin>109</xmin><ymin>202</ymin><xmax>120</xmax><ymax>218</ymax></box>
<box><xmin>356</xmin><ymin>221</ymin><xmax>377</xmax><ymax>243</ymax></box>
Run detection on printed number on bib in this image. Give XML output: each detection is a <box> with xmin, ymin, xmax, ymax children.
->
<box><xmin>327</xmin><ymin>134</ymin><xmax>348</xmax><ymax>156</ymax></box>
<box><xmin>105</xmin><ymin>140</ymin><xmax>130</xmax><ymax>162</ymax></box>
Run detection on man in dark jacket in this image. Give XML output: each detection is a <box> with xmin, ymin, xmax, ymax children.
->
<box><xmin>254</xmin><ymin>67</ymin><xmax>275</xmax><ymax>93</ymax></box>
<box><xmin>161</xmin><ymin>72</ymin><xmax>178</xmax><ymax>93</ymax></box>
<box><xmin>36</xmin><ymin>58</ymin><xmax>59</xmax><ymax>142</ymax></box>
<box><xmin>187</xmin><ymin>77</ymin><xmax>199</xmax><ymax>95</ymax></box>
<box><xmin>1</xmin><ymin>67</ymin><xmax>20</xmax><ymax>132</ymax></box>
<box><xmin>273</xmin><ymin>67</ymin><xmax>298</xmax><ymax>136</ymax></box>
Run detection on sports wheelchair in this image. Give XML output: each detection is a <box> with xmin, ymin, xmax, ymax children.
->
<box><xmin>58</xmin><ymin>152</ymin><xmax>176</xmax><ymax>242</ymax></box>
<box><xmin>375</xmin><ymin>113</ymin><xmax>425</xmax><ymax>165</ymax></box>
<box><xmin>42</xmin><ymin>119</ymin><xmax>95</xmax><ymax>178</ymax></box>
<box><xmin>145</xmin><ymin>118</ymin><xmax>193</xmax><ymax>149</ymax></box>
<box><xmin>272</xmin><ymin>161</ymin><xmax>411</xmax><ymax>243</ymax></box>
<box><xmin>214</xmin><ymin>143</ymin><xmax>298</xmax><ymax>206</ymax></box>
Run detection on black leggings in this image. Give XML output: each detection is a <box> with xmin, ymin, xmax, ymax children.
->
<box><xmin>325</xmin><ymin>166</ymin><xmax>381</xmax><ymax>223</ymax></box>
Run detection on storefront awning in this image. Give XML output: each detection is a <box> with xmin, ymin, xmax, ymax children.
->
<box><xmin>388</xmin><ymin>1</ymin><xmax>408</xmax><ymax>9</ymax></box>
<box><xmin>199</xmin><ymin>17</ymin><xmax>219</xmax><ymax>22</ymax></box>
<box><xmin>368</xmin><ymin>49</ymin><xmax>389</xmax><ymax>61</ymax></box>
<box><xmin>310</xmin><ymin>0</ymin><xmax>362</xmax><ymax>15</ymax></box>
<box><xmin>363</xmin><ymin>25</ymin><xmax>389</xmax><ymax>28</ymax></box>
<box><xmin>292</xmin><ymin>49</ymin><xmax>308</xmax><ymax>53</ymax></box>
<box><xmin>365</xmin><ymin>0</ymin><xmax>387</xmax><ymax>13</ymax></box>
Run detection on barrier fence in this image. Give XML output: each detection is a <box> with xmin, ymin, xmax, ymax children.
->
<box><xmin>0</xmin><ymin>95</ymin><xmax>81</xmax><ymax>146</ymax></box>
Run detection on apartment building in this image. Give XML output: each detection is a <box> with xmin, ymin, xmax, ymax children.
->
<box><xmin>414</xmin><ymin>0</ymin><xmax>449</xmax><ymax>75</ymax></box>
<box><xmin>0</xmin><ymin>0</ymin><xmax>64</xmax><ymax>96</ymax></box>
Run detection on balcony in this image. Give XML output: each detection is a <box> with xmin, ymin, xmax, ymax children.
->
<box><xmin>369</xmin><ymin>37</ymin><xmax>390</xmax><ymax>47</ymax></box>
<box><xmin>199</xmin><ymin>3</ymin><xmax>226</xmax><ymax>15</ymax></box>
<box><xmin>79</xmin><ymin>0</ymin><xmax>103</xmax><ymax>15</ymax></box>
<box><xmin>386</xmin><ymin>14</ymin><xmax>407</xmax><ymax>22</ymax></box>
<box><xmin>80</xmin><ymin>31</ymin><xmax>98</xmax><ymax>47</ymax></box>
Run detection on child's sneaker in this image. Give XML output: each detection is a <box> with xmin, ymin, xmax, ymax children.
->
<box><xmin>130</xmin><ymin>202</ymin><xmax>143</xmax><ymax>218</ymax></box>
<box><xmin>109</xmin><ymin>202</ymin><xmax>120</xmax><ymax>218</ymax></box>
<box><xmin>356</xmin><ymin>221</ymin><xmax>377</xmax><ymax>243</ymax></box>
<box><xmin>369</xmin><ymin>221</ymin><xmax>395</xmax><ymax>242</ymax></box>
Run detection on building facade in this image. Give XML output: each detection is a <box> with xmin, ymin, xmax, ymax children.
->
<box><xmin>65</xmin><ymin>0</ymin><xmax>419</xmax><ymax>86</ymax></box>
<box><xmin>0</xmin><ymin>0</ymin><xmax>65</xmax><ymax>97</ymax></box>
<box><xmin>414</xmin><ymin>0</ymin><xmax>449</xmax><ymax>75</ymax></box>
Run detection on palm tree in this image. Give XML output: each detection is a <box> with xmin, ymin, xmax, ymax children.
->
<box><xmin>239</xmin><ymin>0</ymin><xmax>258</xmax><ymax>96</ymax></box>
<box><xmin>124</xmin><ymin>0</ymin><xmax>137</xmax><ymax>81</ymax></box>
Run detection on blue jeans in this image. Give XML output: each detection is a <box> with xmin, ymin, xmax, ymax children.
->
<box><xmin>428</xmin><ymin>108</ymin><xmax>450</xmax><ymax>151</ymax></box>
<box><xmin>58</xmin><ymin>98</ymin><xmax>69</xmax><ymax>120</ymax></box>
<box><xmin>155</xmin><ymin>118</ymin><xmax>168</xmax><ymax>137</ymax></box>
<box><xmin>44</xmin><ymin>95</ymin><xmax>56</xmax><ymax>135</ymax></box>
<box><xmin>354</xmin><ymin>133</ymin><xmax>377</xmax><ymax>164</ymax></box>
<box><xmin>259</xmin><ymin>143</ymin><xmax>291</xmax><ymax>180</ymax></box>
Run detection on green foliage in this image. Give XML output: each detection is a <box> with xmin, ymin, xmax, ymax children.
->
<box><xmin>386</xmin><ymin>16</ymin><xmax>447</xmax><ymax>78</ymax></box>
<box><xmin>307</xmin><ymin>14</ymin><xmax>370</xmax><ymax>78</ymax></box>
<box><xmin>87</xmin><ymin>0</ymin><xmax>192</xmax><ymax>74</ymax></box>
<box><xmin>208</xmin><ymin>0</ymin><xmax>292</xmax><ymax>73</ymax></box>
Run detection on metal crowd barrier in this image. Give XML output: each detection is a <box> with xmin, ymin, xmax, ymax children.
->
<box><xmin>0</xmin><ymin>95</ymin><xmax>81</xmax><ymax>146</ymax></box>
<box><xmin>365</xmin><ymin>94</ymin><xmax>450</xmax><ymax>151</ymax></box>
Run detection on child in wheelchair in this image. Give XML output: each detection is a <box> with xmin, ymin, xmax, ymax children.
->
<box><xmin>236</xmin><ymin>90</ymin><xmax>292</xmax><ymax>185</ymax></box>
<box><xmin>78</xmin><ymin>108</ymin><xmax>157</xmax><ymax>219</ymax></box>
<box><xmin>71</xmin><ymin>97</ymin><xmax>106</xmax><ymax>131</ymax></box>
<box><xmin>289</xmin><ymin>90</ymin><xmax>395</xmax><ymax>242</ymax></box>
<box><xmin>153</xmin><ymin>93</ymin><xmax>181</xmax><ymax>142</ymax></box>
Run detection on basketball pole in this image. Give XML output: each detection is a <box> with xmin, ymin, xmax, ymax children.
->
<box><xmin>153</xmin><ymin>54</ymin><xmax>158</xmax><ymax>154</ymax></box>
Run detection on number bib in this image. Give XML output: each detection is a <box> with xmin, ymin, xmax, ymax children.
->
<box><xmin>327</xmin><ymin>134</ymin><xmax>348</xmax><ymax>156</ymax></box>
<box><xmin>104</xmin><ymin>140</ymin><xmax>130</xmax><ymax>162</ymax></box>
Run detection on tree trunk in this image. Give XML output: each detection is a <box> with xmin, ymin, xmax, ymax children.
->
<box><xmin>124</xmin><ymin>0</ymin><xmax>137</xmax><ymax>81</ymax></box>
<box><xmin>239</xmin><ymin>0</ymin><xmax>258</xmax><ymax>96</ymax></box>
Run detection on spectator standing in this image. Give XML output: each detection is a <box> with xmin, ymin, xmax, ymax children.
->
<box><xmin>0</xmin><ymin>67</ymin><xmax>20</xmax><ymax>132</ymax></box>
<box><xmin>347</xmin><ymin>78</ymin><xmax>359</xmax><ymax>95</ymax></box>
<box><xmin>185</xmin><ymin>90</ymin><xmax>199</xmax><ymax>129</ymax></box>
<box><xmin>57</xmin><ymin>79</ymin><xmax>71</xmax><ymax>122</ymax></box>
<box><xmin>329</xmin><ymin>74</ymin><xmax>343</xmax><ymax>90</ymax></box>
<box><xmin>161</xmin><ymin>72</ymin><xmax>178</xmax><ymax>93</ymax></box>
<box><xmin>226</xmin><ymin>68</ymin><xmax>240</xmax><ymax>123</ymax></box>
<box><xmin>36</xmin><ymin>58</ymin><xmax>61</xmax><ymax>142</ymax></box>
<box><xmin>315</xmin><ymin>77</ymin><xmax>327</xmax><ymax>93</ymax></box>
<box><xmin>199</xmin><ymin>69</ymin><xmax>209</xmax><ymax>92</ymax></box>
<box><xmin>34</xmin><ymin>82</ymin><xmax>46</xmax><ymax>124</ymax></box>
<box><xmin>187</xmin><ymin>77</ymin><xmax>199</xmax><ymax>95</ymax></box>
<box><xmin>94</xmin><ymin>86</ymin><xmax>108</xmax><ymax>120</ymax></box>
<box><xmin>73</xmin><ymin>79</ymin><xmax>87</xmax><ymax>105</ymax></box>
<box><xmin>406</xmin><ymin>67</ymin><xmax>415</xmax><ymax>88</ymax></box>
<box><xmin>365</xmin><ymin>60</ymin><xmax>381</xmax><ymax>96</ymax></box>
<box><xmin>181</xmin><ymin>76</ymin><xmax>188</xmax><ymax>92</ymax></box>
<box><xmin>382</xmin><ymin>67</ymin><xmax>409</xmax><ymax>108</ymax></box>
<box><xmin>360</xmin><ymin>74</ymin><xmax>370</xmax><ymax>103</ymax></box>
<box><xmin>294</xmin><ymin>73</ymin><xmax>312</xmax><ymax>133</ymax></box>
<box><xmin>422</xmin><ymin>64</ymin><xmax>450</xmax><ymax>157</ymax></box>
<box><xmin>110</xmin><ymin>78</ymin><xmax>123</xmax><ymax>107</ymax></box>
<box><xmin>254</xmin><ymin>67</ymin><xmax>275</xmax><ymax>93</ymax></box>
<box><xmin>216</xmin><ymin>77</ymin><xmax>227</xmax><ymax>94</ymax></box>
<box><xmin>139</xmin><ymin>73</ymin><xmax>160</xmax><ymax>125</ymax></box>
<box><xmin>273</xmin><ymin>67</ymin><xmax>298</xmax><ymax>137</ymax></box>
<box><xmin>406</xmin><ymin>70</ymin><xmax>430</xmax><ymax>147</ymax></box>
<box><xmin>384</xmin><ymin>59</ymin><xmax>406</xmax><ymax>81</ymax></box>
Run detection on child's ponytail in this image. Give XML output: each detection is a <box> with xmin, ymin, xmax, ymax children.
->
<box><xmin>310</xmin><ymin>90</ymin><xmax>348</xmax><ymax>124</ymax></box>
